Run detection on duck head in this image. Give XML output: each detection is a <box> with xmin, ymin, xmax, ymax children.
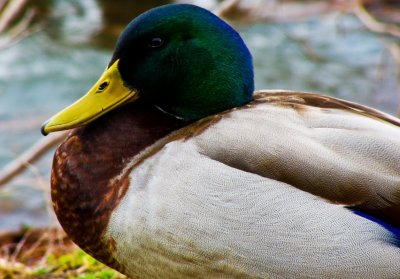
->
<box><xmin>41</xmin><ymin>4</ymin><xmax>254</xmax><ymax>135</ymax></box>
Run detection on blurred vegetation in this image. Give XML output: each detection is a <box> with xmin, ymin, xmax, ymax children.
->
<box><xmin>0</xmin><ymin>228</ymin><xmax>126</xmax><ymax>278</ymax></box>
<box><xmin>95</xmin><ymin>0</ymin><xmax>171</xmax><ymax>47</ymax></box>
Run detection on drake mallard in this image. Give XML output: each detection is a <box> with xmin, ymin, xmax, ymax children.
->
<box><xmin>41</xmin><ymin>4</ymin><xmax>400</xmax><ymax>278</ymax></box>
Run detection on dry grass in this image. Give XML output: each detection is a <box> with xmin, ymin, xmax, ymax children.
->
<box><xmin>0</xmin><ymin>227</ymin><xmax>126</xmax><ymax>279</ymax></box>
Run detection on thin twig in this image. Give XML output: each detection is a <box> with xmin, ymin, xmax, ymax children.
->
<box><xmin>0</xmin><ymin>0</ymin><xmax>27</xmax><ymax>33</ymax></box>
<box><xmin>353</xmin><ymin>0</ymin><xmax>400</xmax><ymax>38</ymax></box>
<box><xmin>0</xmin><ymin>0</ymin><xmax>45</xmax><ymax>50</ymax></box>
<box><xmin>216</xmin><ymin>0</ymin><xmax>339</xmax><ymax>24</ymax></box>
<box><xmin>0</xmin><ymin>131</ymin><xmax>68</xmax><ymax>186</ymax></box>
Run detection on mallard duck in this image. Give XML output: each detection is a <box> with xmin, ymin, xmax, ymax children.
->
<box><xmin>41</xmin><ymin>4</ymin><xmax>400</xmax><ymax>278</ymax></box>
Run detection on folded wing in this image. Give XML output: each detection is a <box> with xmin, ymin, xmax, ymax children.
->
<box><xmin>193</xmin><ymin>90</ymin><xmax>400</xmax><ymax>228</ymax></box>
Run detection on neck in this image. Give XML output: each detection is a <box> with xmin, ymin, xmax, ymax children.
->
<box><xmin>51</xmin><ymin>103</ymin><xmax>185</xmax><ymax>269</ymax></box>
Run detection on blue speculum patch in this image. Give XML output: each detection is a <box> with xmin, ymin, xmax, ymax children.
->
<box><xmin>351</xmin><ymin>209</ymin><xmax>400</xmax><ymax>247</ymax></box>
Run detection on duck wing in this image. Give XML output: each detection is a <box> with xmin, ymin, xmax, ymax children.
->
<box><xmin>191</xmin><ymin>90</ymin><xmax>400</xmax><ymax>228</ymax></box>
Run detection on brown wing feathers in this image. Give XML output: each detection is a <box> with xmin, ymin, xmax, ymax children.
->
<box><xmin>254</xmin><ymin>91</ymin><xmax>400</xmax><ymax>228</ymax></box>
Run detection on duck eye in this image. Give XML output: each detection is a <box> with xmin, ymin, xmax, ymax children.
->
<box><xmin>148</xmin><ymin>37</ymin><xmax>164</xmax><ymax>49</ymax></box>
<box><xmin>97</xmin><ymin>81</ymin><xmax>109</xmax><ymax>92</ymax></box>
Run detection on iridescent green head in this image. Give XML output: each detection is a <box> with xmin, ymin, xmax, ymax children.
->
<box><xmin>42</xmin><ymin>4</ymin><xmax>254</xmax><ymax>135</ymax></box>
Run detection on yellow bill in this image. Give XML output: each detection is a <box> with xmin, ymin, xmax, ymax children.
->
<box><xmin>41</xmin><ymin>59</ymin><xmax>139</xmax><ymax>135</ymax></box>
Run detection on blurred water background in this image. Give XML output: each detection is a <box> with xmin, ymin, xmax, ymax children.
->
<box><xmin>0</xmin><ymin>0</ymin><xmax>399</xmax><ymax>230</ymax></box>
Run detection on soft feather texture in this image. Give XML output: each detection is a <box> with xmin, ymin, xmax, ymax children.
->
<box><xmin>100</xmin><ymin>91</ymin><xmax>400</xmax><ymax>278</ymax></box>
<box><xmin>196</xmin><ymin>91</ymin><xmax>400</xmax><ymax>227</ymax></box>
<box><xmin>45</xmin><ymin>4</ymin><xmax>400</xmax><ymax>277</ymax></box>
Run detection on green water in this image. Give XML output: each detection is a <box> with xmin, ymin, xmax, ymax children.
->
<box><xmin>0</xmin><ymin>1</ymin><xmax>398</xmax><ymax>229</ymax></box>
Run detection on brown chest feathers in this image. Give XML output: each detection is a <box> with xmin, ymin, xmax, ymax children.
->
<box><xmin>50</xmin><ymin>103</ymin><xmax>185</xmax><ymax>270</ymax></box>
